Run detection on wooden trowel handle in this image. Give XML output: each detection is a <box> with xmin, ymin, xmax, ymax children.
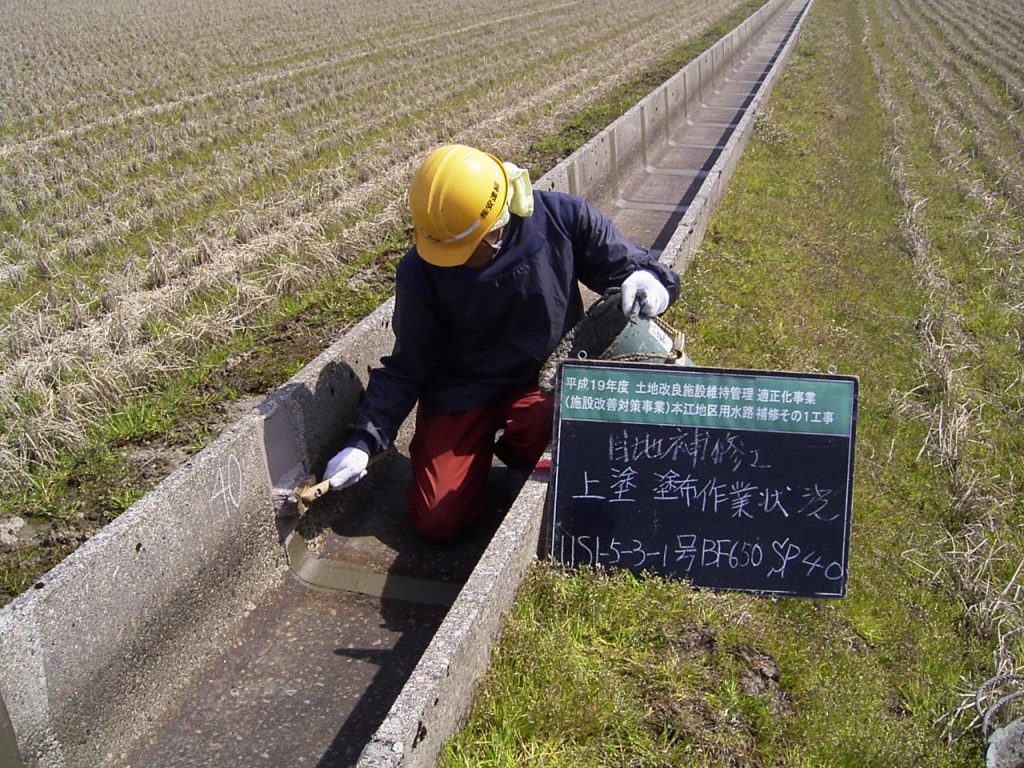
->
<box><xmin>299</xmin><ymin>479</ymin><xmax>332</xmax><ymax>505</ymax></box>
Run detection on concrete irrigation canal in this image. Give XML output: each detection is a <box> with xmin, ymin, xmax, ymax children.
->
<box><xmin>0</xmin><ymin>1</ymin><xmax>811</xmax><ymax>765</ymax></box>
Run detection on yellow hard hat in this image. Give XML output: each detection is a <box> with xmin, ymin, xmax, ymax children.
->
<box><xmin>409</xmin><ymin>144</ymin><xmax>509</xmax><ymax>267</ymax></box>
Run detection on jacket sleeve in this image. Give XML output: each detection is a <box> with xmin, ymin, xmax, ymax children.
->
<box><xmin>569</xmin><ymin>196</ymin><xmax>681</xmax><ymax>303</ymax></box>
<box><xmin>345</xmin><ymin>263</ymin><xmax>444</xmax><ymax>455</ymax></box>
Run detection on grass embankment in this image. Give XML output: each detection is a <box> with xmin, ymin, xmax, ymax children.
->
<box><xmin>0</xmin><ymin>1</ymin><xmax>769</xmax><ymax>601</ymax></box>
<box><xmin>443</xmin><ymin>0</ymin><xmax>1023</xmax><ymax>765</ymax></box>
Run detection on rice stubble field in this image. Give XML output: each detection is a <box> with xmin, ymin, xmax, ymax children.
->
<box><xmin>0</xmin><ymin>0</ymin><xmax>760</xmax><ymax>599</ymax></box>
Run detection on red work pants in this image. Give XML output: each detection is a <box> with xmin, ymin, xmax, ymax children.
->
<box><xmin>408</xmin><ymin>383</ymin><xmax>553</xmax><ymax>542</ymax></box>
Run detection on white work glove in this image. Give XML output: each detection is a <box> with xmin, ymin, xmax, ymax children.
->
<box><xmin>620</xmin><ymin>269</ymin><xmax>670</xmax><ymax>317</ymax></box>
<box><xmin>323</xmin><ymin>447</ymin><xmax>370</xmax><ymax>490</ymax></box>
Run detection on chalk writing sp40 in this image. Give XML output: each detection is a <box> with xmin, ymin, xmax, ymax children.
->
<box><xmin>555</xmin><ymin>529</ymin><xmax>844</xmax><ymax>584</ymax></box>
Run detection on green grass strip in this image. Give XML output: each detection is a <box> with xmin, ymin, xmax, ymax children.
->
<box><xmin>443</xmin><ymin>0</ymin><xmax>1013</xmax><ymax>765</ymax></box>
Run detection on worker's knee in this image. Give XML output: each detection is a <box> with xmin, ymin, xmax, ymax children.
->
<box><xmin>496</xmin><ymin>389</ymin><xmax>554</xmax><ymax>467</ymax></box>
<box><xmin>408</xmin><ymin>493</ymin><xmax>477</xmax><ymax>543</ymax></box>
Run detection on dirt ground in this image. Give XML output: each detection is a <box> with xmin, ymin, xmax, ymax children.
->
<box><xmin>0</xmin><ymin>315</ymin><xmax>336</xmax><ymax>604</ymax></box>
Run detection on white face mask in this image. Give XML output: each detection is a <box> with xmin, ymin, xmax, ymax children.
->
<box><xmin>491</xmin><ymin>204</ymin><xmax>511</xmax><ymax>233</ymax></box>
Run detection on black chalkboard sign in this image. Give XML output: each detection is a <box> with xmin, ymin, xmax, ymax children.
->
<box><xmin>548</xmin><ymin>360</ymin><xmax>859</xmax><ymax>597</ymax></box>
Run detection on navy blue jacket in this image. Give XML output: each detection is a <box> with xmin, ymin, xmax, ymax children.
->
<box><xmin>347</xmin><ymin>190</ymin><xmax>680</xmax><ymax>455</ymax></box>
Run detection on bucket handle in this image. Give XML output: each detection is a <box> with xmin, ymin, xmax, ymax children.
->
<box><xmin>976</xmin><ymin>674</ymin><xmax>1024</xmax><ymax>740</ymax></box>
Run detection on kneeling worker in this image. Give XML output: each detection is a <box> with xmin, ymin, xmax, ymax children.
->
<box><xmin>323</xmin><ymin>143</ymin><xmax>680</xmax><ymax>541</ymax></box>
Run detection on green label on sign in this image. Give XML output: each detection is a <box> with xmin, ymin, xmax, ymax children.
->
<box><xmin>559</xmin><ymin>362</ymin><xmax>856</xmax><ymax>437</ymax></box>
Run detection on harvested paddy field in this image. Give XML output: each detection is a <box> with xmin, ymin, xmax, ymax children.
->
<box><xmin>0</xmin><ymin>0</ymin><xmax>758</xmax><ymax>598</ymax></box>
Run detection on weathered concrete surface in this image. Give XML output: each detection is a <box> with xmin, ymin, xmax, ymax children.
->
<box><xmin>356</xmin><ymin>466</ymin><xmax>552</xmax><ymax>768</ymax></box>
<box><xmin>0</xmin><ymin>0</ymin><xmax>813</xmax><ymax>765</ymax></box>
<box><xmin>120</xmin><ymin>580</ymin><xmax>448</xmax><ymax>768</ymax></box>
<box><xmin>0</xmin><ymin>413</ymin><xmax>288</xmax><ymax>768</ymax></box>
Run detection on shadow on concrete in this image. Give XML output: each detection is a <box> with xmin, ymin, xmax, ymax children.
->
<box><xmin>255</xmin><ymin>337</ymin><xmax>521</xmax><ymax>765</ymax></box>
<box><xmin>260</xmin><ymin>359</ymin><xmax>368</xmax><ymax>541</ymax></box>
<box><xmin>316</xmin><ymin>599</ymin><xmax>447</xmax><ymax>767</ymax></box>
<box><xmin>290</xmin><ymin>451</ymin><xmax>515</xmax><ymax>767</ymax></box>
